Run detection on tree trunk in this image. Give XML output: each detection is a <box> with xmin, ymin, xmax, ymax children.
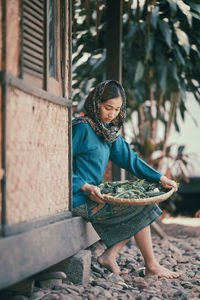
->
<box><xmin>158</xmin><ymin>91</ymin><xmax>180</xmax><ymax>172</ymax></box>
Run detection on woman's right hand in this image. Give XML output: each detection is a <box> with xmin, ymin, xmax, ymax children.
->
<box><xmin>81</xmin><ymin>183</ymin><xmax>104</xmax><ymax>204</ymax></box>
<box><xmin>160</xmin><ymin>176</ymin><xmax>178</xmax><ymax>192</ymax></box>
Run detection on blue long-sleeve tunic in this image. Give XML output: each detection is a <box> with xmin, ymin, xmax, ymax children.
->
<box><xmin>73</xmin><ymin>122</ymin><xmax>162</xmax><ymax>207</ymax></box>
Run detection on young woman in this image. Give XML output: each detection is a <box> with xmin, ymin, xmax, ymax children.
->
<box><xmin>72</xmin><ymin>80</ymin><xmax>179</xmax><ymax>278</ymax></box>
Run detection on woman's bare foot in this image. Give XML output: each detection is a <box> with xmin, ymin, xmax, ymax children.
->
<box><xmin>146</xmin><ymin>261</ymin><xmax>180</xmax><ymax>279</ymax></box>
<box><xmin>98</xmin><ymin>253</ymin><xmax>128</xmax><ymax>275</ymax></box>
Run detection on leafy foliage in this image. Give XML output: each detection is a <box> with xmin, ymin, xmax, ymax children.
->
<box><xmin>72</xmin><ymin>0</ymin><xmax>200</xmax><ymax>113</ymax></box>
<box><xmin>72</xmin><ymin>0</ymin><xmax>200</xmax><ymax>177</ymax></box>
<box><xmin>99</xmin><ymin>179</ymin><xmax>166</xmax><ymax>199</ymax></box>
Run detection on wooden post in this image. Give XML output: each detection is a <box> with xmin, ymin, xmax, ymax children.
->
<box><xmin>106</xmin><ymin>0</ymin><xmax>123</xmax><ymax>181</ymax></box>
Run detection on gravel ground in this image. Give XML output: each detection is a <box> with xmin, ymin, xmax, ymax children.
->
<box><xmin>1</xmin><ymin>218</ymin><xmax>200</xmax><ymax>300</ymax></box>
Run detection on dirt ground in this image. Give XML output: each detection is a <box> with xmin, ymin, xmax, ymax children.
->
<box><xmin>158</xmin><ymin>216</ymin><xmax>200</xmax><ymax>238</ymax></box>
<box><xmin>1</xmin><ymin>216</ymin><xmax>200</xmax><ymax>300</ymax></box>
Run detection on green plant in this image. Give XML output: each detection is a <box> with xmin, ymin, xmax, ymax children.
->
<box><xmin>72</xmin><ymin>0</ymin><xmax>200</xmax><ymax>177</ymax></box>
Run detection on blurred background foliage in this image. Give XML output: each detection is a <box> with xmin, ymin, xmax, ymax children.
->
<box><xmin>72</xmin><ymin>0</ymin><xmax>200</xmax><ymax>179</ymax></box>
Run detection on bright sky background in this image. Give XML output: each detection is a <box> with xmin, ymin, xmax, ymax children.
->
<box><xmin>125</xmin><ymin>93</ymin><xmax>200</xmax><ymax>177</ymax></box>
<box><xmin>168</xmin><ymin>93</ymin><xmax>200</xmax><ymax>176</ymax></box>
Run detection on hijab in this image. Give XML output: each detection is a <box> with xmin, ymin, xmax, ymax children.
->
<box><xmin>72</xmin><ymin>80</ymin><xmax>126</xmax><ymax>143</ymax></box>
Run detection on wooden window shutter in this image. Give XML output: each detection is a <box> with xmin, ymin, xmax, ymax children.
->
<box><xmin>21</xmin><ymin>0</ymin><xmax>45</xmax><ymax>78</ymax></box>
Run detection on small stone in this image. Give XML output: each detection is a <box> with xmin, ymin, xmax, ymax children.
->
<box><xmin>171</xmin><ymin>280</ymin><xmax>180</xmax><ymax>287</ymax></box>
<box><xmin>177</xmin><ymin>255</ymin><xmax>189</xmax><ymax>263</ymax></box>
<box><xmin>40</xmin><ymin>279</ymin><xmax>62</xmax><ymax>289</ymax></box>
<box><xmin>167</xmin><ymin>257</ymin><xmax>177</xmax><ymax>266</ymax></box>
<box><xmin>91</xmin><ymin>263</ymin><xmax>105</xmax><ymax>276</ymax></box>
<box><xmin>34</xmin><ymin>272</ymin><xmax>67</xmax><ymax>281</ymax></box>
<box><xmin>186</xmin><ymin>271</ymin><xmax>195</xmax><ymax>277</ymax></box>
<box><xmin>145</xmin><ymin>275</ymin><xmax>158</xmax><ymax>283</ymax></box>
<box><xmin>107</xmin><ymin>273</ymin><xmax>124</xmax><ymax>284</ymax></box>
<box><xmin>191</xmin><ymin>278</ymin><xmax>200</xmax><ymax>285</ymax></box>
<box><xmin>151</xmin><ymin>281</ymin><xmax>163</xmax><ymax>288</ymax></box>
<box><xmin>40</xmin><ymin>294</ymin><xmax>60</xmax><ymax>300</ymax></box>
<box><xmin>65</xmin><ymin>287</ymin><xmax>80</xmax><ymax>295</ymax></box>
<box><xmin>132</xmin><ymin>277</ymin><xmax>148</xmax><ymax>289</ymax></box>
<box><xmin>101</xmin><ymin>289</ymin><xmax>113</xmax><ymax>297</ymax></box>
<box><xmin>30</xmin><ymin>290</ymin><xmax>46</xmax><ymax>299</ymax></box>
<box><xmin>126</xmin><ymin>262</ymin><xmax>137</xmax><ymax>271</ymax></box>
<box><xmin>87</xmin><ymin>294</ymin><xmax>96</xmax><ymax>300</ymax></box>
<box><xmin>162</xmin><ymin>293</ymin><xmax>168</xmax><ymax>298</ymax></box>
<box><xmin>59</xmin><ymin>295</ymin><xmax>76</xmax><ymax>300</ymax></box>
<box><xmin>53</xmin><ymin>283</ymin><xmax>69</xmax><ymax>290</ymax></box>
<box><xmin>180</xmin><ymin>281</ymin><xmax>194</xmax><ymax>289</ymax></box>
<box><xmin>135</xmin><ymin>296</ymin><xmax>147</xmax><ymax>300</ymax></box>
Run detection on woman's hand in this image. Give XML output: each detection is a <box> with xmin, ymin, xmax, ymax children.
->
<box><xmin>81</xmin><ymin>183</ymin><xmax>104</xmax><ymax>204</ymax></box>
<box><xmin>160</xmin><ymin>176</ymin><xmax>178</xmax><ymax>192</ymax></box>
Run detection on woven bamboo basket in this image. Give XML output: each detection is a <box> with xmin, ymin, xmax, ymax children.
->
<box><xmin>102</xmin><ymin>187</ymin><xmax>175</xmax><ymax>206</ymax></box>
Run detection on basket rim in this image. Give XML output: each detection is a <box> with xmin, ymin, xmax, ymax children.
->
<box><xmin>102</xmin><ymin>187</ymin><xmax>175</xmax><ymax>206</ymax></box>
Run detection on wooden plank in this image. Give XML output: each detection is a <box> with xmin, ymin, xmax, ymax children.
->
<box><xmin>23</xmin><ymin>61</ymin><xmax>43</xmax><ymax>74</ymax></box>
<box><xmin>1</xmin><ymin>211</ymin><xmax>72</xmax><ymax>237</ymax></box>
<box><xmin>31</xmin><ymin>0</ymin><xmax>44</xmax><ymax>10</ymax></box>
<box><xmin>23</xmin><ymin>67</ymin><xmax>43</xmax><ymax>78</ymax></box>
<box><xmin>24</xmin><ymin>47</ymin><xmax>43</xmax><ymax>61</ymax></box>
<box><xmin>23</xmin><ymin>53</ymin><xmax>43</xmax><ymax>68</ymax></box>
<box><xmin>0</xmin><ymin>72</ymin><xmax>72</xmax><ymax>107</ymax></box>
<box><xmin>0</xmin><ymin>217</ymin><xmax>99</xmax><ymax>289</ymax></box>
<box><xmin>23</xmin><ymin>39</ymin><xmax>43</xmax><ymax>55</ymax></box>
<box><xmin>5</xmin><ymin>73</ymin><xmax>72</xmax><ymax>107</ymax></box>
<box><xmin>23</xmin><ymin>32</ymin><xmax>43</xmax><ymax>48</ymax></box>
<box><xmin>24</xmin><ymin>18</ymin><xmax>43</xmax><ymax>35</ymax></box>
<box><xmin>23</xmin><ymin>5</ymin><xmax>44</xmax><ymax>22</ymax></box>
<box><xmin>24</xmin><ymin>0</ymin><xmax>44</xmax><ymax>15</ymax></box>
<box><xmin>24</xmin><ymin>26</ymin><xmax>43</xmax><ymax>42</ymax></box>
<box><xmin>23</xmin><ymin>11</ymin><xmax>43</xmax><ymax>29</ymax></box>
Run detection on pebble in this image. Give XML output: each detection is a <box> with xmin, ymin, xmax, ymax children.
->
<box><xmin>1</xmin><ymin>225</ymin><xmax>200</xmax><ymax>300</ymax></box>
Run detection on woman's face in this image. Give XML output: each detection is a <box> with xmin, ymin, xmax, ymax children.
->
<box><xmin>100</xmin><ymin>96</ymin><xmax>123</xmax><ymax>123</ymax></box>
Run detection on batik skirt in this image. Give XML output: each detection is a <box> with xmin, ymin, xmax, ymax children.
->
<box><xmin>73</xmin><ymin>200</ymin><xmax>162</xmax><ymax>248</ymax></box>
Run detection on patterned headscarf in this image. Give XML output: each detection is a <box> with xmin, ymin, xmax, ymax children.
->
<box><xmin>72</xmin><ymin>80</ymin><xmax>126</xmax><ymax>143</ymax></box>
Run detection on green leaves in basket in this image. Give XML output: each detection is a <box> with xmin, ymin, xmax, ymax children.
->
<box><xmin>98</xmin><ymin>179</ymin><xmax>166</xmax><ymax>199</ymax></box>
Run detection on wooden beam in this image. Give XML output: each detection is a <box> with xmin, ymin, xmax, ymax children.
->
<box><xmin>0</xmin><ymin>211</ymin><xmax>72</xmax><ymax>237</ymax></box>
<box><xmin>106</xmin><ymin>0</ymin><xmax>122</xmax><ymax>82</ymax></box>
<box><xmin>1</xmin><ymin>72</ymin><xmax>72</xmax><ymax>107</ymax></box>
<box><xmin>0</xmin><ymin>217</ymin><xmax>99</xmax><ymax>290</ymax></box>
<box><xmin>106</xmin><ymin>0</ymin><xmax>123</xmax><ymax>181</ymax></box>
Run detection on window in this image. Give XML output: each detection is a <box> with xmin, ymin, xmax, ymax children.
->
<box><xmin>21</xmin><ymin>0</ymin><xmax>44</xmax><ymax>86</ymax></box>
<box><xmin>49</xmin><ymin>0</ymin><xmax>56</xmax><ymax>78</ymax></box>
<box><xmin>21</xmin><ymin>0</ymin><xmax>63</xmax><ymax>95</ymax></box>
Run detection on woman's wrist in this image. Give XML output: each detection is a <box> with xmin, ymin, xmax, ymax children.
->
<box><xmin>81</xmin><ymin>183</ymin><xmax>104</xmax><ymax>204</ymax></box>
<box><xmin>81</xmin><ymin>183</ymin><xmax>91</xmax><ymax>193</ymax></box>
<box><xmin>160</xmin><ymin>175</ymin><xmax>167</xmax><ymax>183</ymax></box>
<box><xmin>160</xmin><ymin>175</ymin><xmax>178</xmax><ymax>192</ymax></box>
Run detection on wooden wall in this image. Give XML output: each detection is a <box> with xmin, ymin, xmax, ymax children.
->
<box><xmin>6</xmin><ymin>87</ymin><xmax>70</xmax><ymax>224</ymax></box>
<box><xmin>1</xmin><ymin>0</ymin><xmax>71</xmax><ymax>226</ymax></box>
<box><xmin>0</xmin><ymin>0</ymin><xmax>100</xmax><ymax>289</ymax></box>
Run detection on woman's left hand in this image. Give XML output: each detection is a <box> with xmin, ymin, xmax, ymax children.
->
<box><xmin>160</xmin><ymin>176</ymin><xmax>178</xmax><ymax>192</ymax></box>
